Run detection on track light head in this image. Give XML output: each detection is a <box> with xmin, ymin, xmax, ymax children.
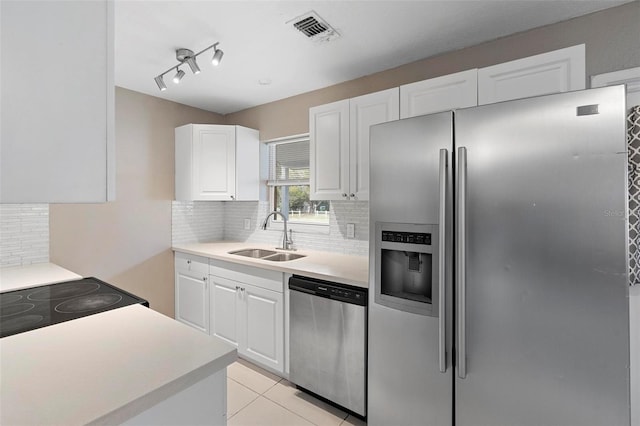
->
<box><xmin>173</xmin><ymin>69</ymin><xmax>185</xmax><ymax>84</ymax></box>
<box><xmin>186</xmin><ymin>57</ymin><xmax>200</xmax><ymax>74</ymax></box>
<box><xmin>154</xmin><ymin>75</ymin><xmax>167</xmax><ymax>91</ymax></box>
<box><xmin>211</xmin><ymin>48</ymin><xmax>224</xmax><ymax>66</ymax></box>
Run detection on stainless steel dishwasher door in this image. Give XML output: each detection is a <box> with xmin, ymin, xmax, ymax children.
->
<box><xmin>289</xmin><ymin>279</ymin><xmax>367</xmax><ymax>416</ymax></box>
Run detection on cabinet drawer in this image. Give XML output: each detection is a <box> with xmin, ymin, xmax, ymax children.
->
<box><xmin>209</xmin><ymin>259</ymin><xmax>283</xmax><ymax>293</ymax></box>
<box><xmin>175</xmin><ymin>252</ymin><xmax>209</xmax><ymax>275</ymax></box>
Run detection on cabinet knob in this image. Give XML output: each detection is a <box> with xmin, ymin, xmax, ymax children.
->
<box><xmin>230</xmin><ymin>195</ymin><xmax>235</xmax><ymax>200</ymax></box>
<box><xmin>350</xmin><ymin>193</ymin><xmax>355</xmax><ymax>198</ymax></box>
<box><xmin>342</xmin><ymin>193</ymin><xmax>348</xmax><ymax>198</ymax></box>
<box><xmin>235</xmin><ymin>286</ymin><xmax>240</xmax><ymax>291</ymax></box>
<box><xmin>187</xmin><ymin>260</ymin><xmax>191</xmax><ymax>264</ymax></box>
<box><xmin>202</xmin><ymin>277</ymin><xmax>207</xmax><ymax>281</ymax></box>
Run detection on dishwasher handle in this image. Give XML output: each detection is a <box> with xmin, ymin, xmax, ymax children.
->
<box><xmin>289</xmin><ymin>283</ymin><xmax>317</xmax><ymax>295</ymax></box>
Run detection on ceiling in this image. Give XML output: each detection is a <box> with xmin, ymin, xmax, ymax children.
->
<box><xmin>115</xmin><ymin>0</ymin><xmax>630</xmax><ymax>115</ymax></box>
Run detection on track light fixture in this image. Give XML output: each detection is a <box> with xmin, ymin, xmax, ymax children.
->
<box><xmin>154</xmin><ymin>42</ymin><xmax>223</xmax><ymax>91</ymax></box>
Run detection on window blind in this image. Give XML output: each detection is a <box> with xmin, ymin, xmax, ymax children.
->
<box><xmin>267</xmin><ymin>137</ymin><xmax>310</xmax><ymax>186</ymax></box>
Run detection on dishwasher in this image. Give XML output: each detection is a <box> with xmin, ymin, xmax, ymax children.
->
<box><xmin>288</xmin><ymin>275</ymin><xmax>367</xmax><ymax>417</ymax></box>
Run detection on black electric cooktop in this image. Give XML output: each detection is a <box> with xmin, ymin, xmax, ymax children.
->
<box><xmin>0</xmin><ymin>277</ymin><xmax>149</xmax><ymax>338</ymax></box>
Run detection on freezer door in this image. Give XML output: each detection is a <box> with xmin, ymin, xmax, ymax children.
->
<box><xmin>368</xmin><ymin>112</ymin><xmax>454</xmax><ymax>426</ymax></box>
<box><xmin>455</xmin><ymin>86</ymin><xmax>630</xmax><ymax>426</ymax></box>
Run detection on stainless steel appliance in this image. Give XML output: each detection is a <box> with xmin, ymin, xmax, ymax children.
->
<box><xmin>0</xmin><ymin>277</ymin><xmax>149</xmax><ymax>338</ymax></box>
<box><xmin>368</xmin><ymin>86</ymin><xmax>630</xmax><ymax>426</ymax></box>
<box><xmin>289</xmin><ymin>275</ymin><xmax>367</xmax><ymax>416</ymax></box>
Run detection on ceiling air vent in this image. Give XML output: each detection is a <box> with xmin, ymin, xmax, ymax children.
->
<box><xmin>289</xmin><ymin>11</ymin><xmax>340</xmax><ymax>43</ymax></box>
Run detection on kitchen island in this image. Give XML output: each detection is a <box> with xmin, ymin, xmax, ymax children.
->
<box><xmin>0</xmin><ymin>263</ymin><xmax>237</xmax><ymax>425</ymax></box>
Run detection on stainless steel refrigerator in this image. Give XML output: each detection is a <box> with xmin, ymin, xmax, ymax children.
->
<box><xmin>368</xmin><ymin>86</ymin><xmax>630</xmax><ymax>426</ymax></box>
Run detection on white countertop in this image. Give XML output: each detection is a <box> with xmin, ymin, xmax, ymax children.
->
<box><xmin>0</xmin><ymin>262</ymin><xmax>82</xmax><ymax>292</ymax></box>
<box><xmin>172</xmin><ymin>241</ymin><xmax>369</xmax><ymax>288</ymax></box>
<box><xmin>0</xmin><ymin>304</ymin><xmax>237</xmax><ymax>425</ymax></box>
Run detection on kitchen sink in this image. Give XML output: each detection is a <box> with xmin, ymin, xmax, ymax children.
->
<box><xmin>227</xmin><ymin>249</ymin><xmax>306</xmax><ymax>262</ymax></box>
<box><xmin>262</xmin><ymin>253</ymin><xmax>306</xmax><ymax>262</ymax></box>
<box><xmin>228</xmin><ymin>248</ymin><xmax>277</xmax><ymax>258</ymax></box>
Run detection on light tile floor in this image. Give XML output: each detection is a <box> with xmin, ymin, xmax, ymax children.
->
<box><xmin>227</xmin><ymin>359</ymin><xmax>366</xmax><ymax>426</ymax></box>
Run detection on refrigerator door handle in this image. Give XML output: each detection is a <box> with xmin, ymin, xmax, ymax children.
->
<box><xmin>438</xmin><ymin>148</ymin><xmax>448</xmax><ymax>373</ymax></box>
<box><xmin>457</xmin><ymin>146</ymin><xmax>467</xmax><ymax>379</ymax></box>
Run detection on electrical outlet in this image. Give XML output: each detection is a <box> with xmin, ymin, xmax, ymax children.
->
<box><xmin>347</xmin><ymin>223</ymin><xmax>355</xmax><ymax>239</ymax></box>
<box><xmin>243</xmin><ymin>218</ymin><xmax>251</xmax><ymax>230</ymax></box>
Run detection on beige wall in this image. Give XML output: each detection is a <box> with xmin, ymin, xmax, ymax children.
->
<box><xmin>225</xmin><ymin>2</ymin><xmax>640</xmax><ymax>140</ymax></box>
<box><xmin>50</xmin><ymin>88</ymin><xmax>224</xmax><ymax>317</ymax></box>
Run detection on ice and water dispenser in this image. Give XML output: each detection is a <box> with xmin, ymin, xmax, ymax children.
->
<box><xmin>375</xmin><ymin>222</ymin><xmax>439</xmax><ymax>317</ymax></box>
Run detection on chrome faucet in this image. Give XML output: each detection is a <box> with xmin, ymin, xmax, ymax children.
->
<box><xmin>261</xmin><ymin>211</ymin><xmax>294</xmax><ymax>251</ymax></box>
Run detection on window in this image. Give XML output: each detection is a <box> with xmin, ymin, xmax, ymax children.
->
<box><xmin>267</xmin><ymin>135</ymin><xmax>329</xmax><ymax>226</ymax></box>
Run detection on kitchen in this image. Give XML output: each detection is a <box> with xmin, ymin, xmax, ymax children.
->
<box><xmin>1</xmin><ymin>1</ymin><xmax>639</xmax><ymax>425</ymax></box>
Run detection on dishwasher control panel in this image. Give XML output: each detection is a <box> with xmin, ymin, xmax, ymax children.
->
<box><xmin>289</xmin><ymin>275</ymin><xmax>367</xmax><ymax>306</ymax></box>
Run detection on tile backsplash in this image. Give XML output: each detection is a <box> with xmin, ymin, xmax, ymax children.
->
<box><xmin>172</xmin><ymin>200</ymin><xmax>369</xmax><ymax>257</ymax></box>
<box><xmin>172</xmin><ymin>201</ymin><xmax>225</xmax><ymax>244</ymax></box>
<box><xmin>0</xmin><ymin>204</ymin><xmax>49</xmax><ymax>267</ymax></box>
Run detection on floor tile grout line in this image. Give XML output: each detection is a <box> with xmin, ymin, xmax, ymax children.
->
<box><xmin>228</xmin><ymin>394</ymin><xmax>262</xmax><ymax>422</ymax></box>
<box><xmin>261</xmin><ymin>387</ymin><xmax>348</xmax><ymax>426</ymax></box>
<box><xmin>226</xmin><ymin>382</ymin><xmax>260</xmax><ymax>420</ymax></box>
<box><xmin>229</xmin><ymin>361</ymin><xmax>360</xmax><ymax>425</ymax></box>
<box><xmin>227</xmin><ymin>376</ymin><xmax>263</xmax><ymax>396</ymax></box>
<box><xmin>257</xmin><ymin>394</ymin><xmax>321</xmax><ymax>426</ymax></box>
<box><xmin>227</xmin><ymin>376</ymin><xmax>280</xmax><ymax>395</ymax></box>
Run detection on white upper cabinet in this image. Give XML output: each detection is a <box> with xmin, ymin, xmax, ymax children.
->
<box><xmin>0</xmin><ymin>0</ymin><xmax>114</xmax><ymax>203</ymax></box>
<box><xmin>400</xmin><ymin>69</ymin><xmax>478</xmax><ymax>118</ymax></box>
<box><xmin>349</xmin><ymin>88</ymin><xmax>400</xmax><ymax>200</ymax></box>
<box><xmin>310</xmin><ymin>88</ymin><xmax>399</xmax><ymax>201</ymax></box>
<box><xmin>175</xmin><ymin>124</ymin><xmax>259</xmax><ymax>201</ymax></box>
<box><xmin>478</xmin><ymin>44</ymin><xmax>585</xmax><ymax>105</ymax></box>
<box><xmin>310</xmin><ymin>100</ymin><xmax>350</xmax><ymax>200</ymax></box>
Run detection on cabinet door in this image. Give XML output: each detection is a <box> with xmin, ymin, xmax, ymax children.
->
<box><xmin>234</xmin><ymin>126</ymin><xmax>260</xmax><ymax>201</ymax></box>
<box><xmin>240</xmin><ymin>283</ymin><xmax>284</xmax><ymax>373</ymax></box>
<box><xmin>310</xmin><ymin>100</ymin><xmax>350</xmax><ymax>200</ymax></box>
<box><xmin>478</xmin><ymin>44</ymin><xmax>585</xmax><ymax>105</ymax></box>
<box><xmin>1</xmin><ymin>0</ymin><xmax>114</xmax><ymax>203</ymax></box>
<box><xmin>210</xmin><ymin>276</ymin><xmax>240</xmax><ymax>347</ymax></box>
<box><xmin>175</xmin><ymin>269</ymin><xmax>209</xmax><ymax>334</ymax></box>
<box><xmin>400</xmin><ymin>69</ymin><xmax>478</xmax><ymax>118</ymax></box>
<box><xmin>349</xmin><ymin>88</ymin><xmax>400</xmax><ymax>201</ymax></box>
<box><xmin>192</xmin><ymin>125</ymin><xmax>236</xmax><ymax>200</ymax></box>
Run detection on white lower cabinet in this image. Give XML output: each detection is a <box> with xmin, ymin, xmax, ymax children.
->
<box><xmin>175</xmin><ymin>253</ymin><xmax>210</xmax><ymax>334</ymax></box>
<box><xmin>242</xmin><ymin>283</ymin><xmax>284</xmax><ymax>371</ymax></box>
<box><xmin>210</xmin><ymin>259</ymin><xmax>285</xmax><ymax>374</ymax></box>
<box><xmin>210</xmin><ymin>276</ymin><xmax>240</xmax><ymax>346</ymax></box>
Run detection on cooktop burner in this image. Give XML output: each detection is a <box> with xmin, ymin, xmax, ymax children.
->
<box><xmin>28</xmin><ymin>282</ymin><xmax>100</xmax><ymax>301</ymax></box>
<box><xmin>55</xmin><ymin>293</ymin><xmax>122</xmax><ymax>313</ymax></box>
<box><xmin>0</xmin><ymin>277</ymin><xmax>148</xmax><ymax>338</ymax></box>
<box><xmin>1</xmin><ymin>303</ymin><xmax>35</xmax><ymax>317</ymax></box>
